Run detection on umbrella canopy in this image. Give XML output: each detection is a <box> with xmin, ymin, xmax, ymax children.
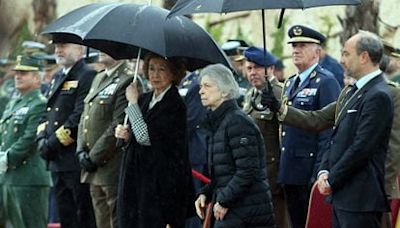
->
<box><xmin>168</xmin><ymin>0</ymin><xmax>361</xmax><ymax>16</ymax></box>
<box><xmin>42</xmin><ymin>3</ymin><xmax>232</xmax><ymax>71</ymax></box>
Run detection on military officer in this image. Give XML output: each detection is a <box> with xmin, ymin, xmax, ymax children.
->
<box><xmin>0</xmin><ymin>55</ymin><xmax>51</xmax><ymax>228</ymax></box>
<box><xmin>242</xmin><ymin>46</ymin><xmax>290</xmax><ymax>228</ymax></box>
<box><xmin>221</xmin><ymin>39</ymin><xmax>251</xmax><ymax>106</ymax></box>
<box><xmin>76</xmin><ymin>52</ymin><xmax>135</xmax><ymax>228</ymax></box>
<box><xmin>278</xmin><ymin>25</ymin><xmax>341</xmax><ymax>228</ymax></box>
<box><xmin>36</xmin><ymin>34</ymin><xmax>97</xmax><ymax>228</ymax></box>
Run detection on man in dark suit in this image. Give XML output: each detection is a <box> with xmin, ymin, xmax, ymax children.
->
<box><xmin>279</xmin><ymin>25</ymin><xmax>341</xmax><ymax>228</ymax></box>
<box><xmin>77</xmin><ymin>52</ymin><xmax>134</xmax><ymax>228</ymax></box>
<box><xmin>36</xmin><ymin>34</ymin><xmax>97</xmax><ymax>228</ymax></box>
<box><xmin>262</xmin><ymin>31</ymin><xmax>393</xmax><ymax>228</ymax></box>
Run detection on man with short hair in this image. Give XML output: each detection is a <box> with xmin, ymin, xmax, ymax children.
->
<box><xmin>262</xmin><ymin>31</ymin><xmax>393</xmax><ymax>228</ymax></box>
<box><xmin>278</xmin><ymin>25</ymin><xmax>341</xmax><ymax>228</ymax></box>
<box><xmin>0</xmin><ymin>55</ymin><xmax>51</xmax><ymax>228</ymax></box>
<box><xmin>242</xmin><ymin>46</ymin><xmax>289</xmax><ymax>228</ymax></box>
<box><xmin>36</xmin><ymin>34</ymin><xmax>97</xmax><ymax>228</ymax></box>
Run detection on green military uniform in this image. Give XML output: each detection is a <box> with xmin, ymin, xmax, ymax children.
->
<box><xmin>243</xmin><ymin>76</ymin><xmax>290</xmax><ymax>228</ymax></box>
<box><xmin>0</xmin><ymin>89</ymin><xmax>51</xmax><ymax>228</ymax></box>
<box><xmin>77</xmin><ymin>61</ymin><xmax>134</xmax><ymax>228</ymax></box>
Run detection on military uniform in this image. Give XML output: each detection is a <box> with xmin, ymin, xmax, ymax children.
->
<box><xmin>77</xmin><ymin>61</ymin><xmax>134</xmax><ymax>228</ymax></box>
<box><xmin>0</xmin><ymin>56</ymin><xmax>51</xmax><ymax>228</ymax></box>
<box><xmin>36</xmin><ymin>54</ymin><xmax>97</xmax><ymax>227</ymax></box>
<box><xmin>279</xmin><ymin>25</ymin><xmax>341</xmax><ymax>228</ymax></box>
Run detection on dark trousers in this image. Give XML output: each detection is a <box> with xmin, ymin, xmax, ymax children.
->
<box><xmin>333</xmin><ymin>206</ymin><xmax>382</xmax><ymax>228</ymax></box>
<box><xmin>283</xmin><ymin>184</ymin><xmax>310</xmax><ymax>228</ymax></box>
<box><xmin>90</xmin><ymin>185</ymin><xmax>118</xmax><ymax>228</ymax></box>
<box><xmin>52</xmin><ymin>171</ymin><xmax>96</xmax><ymax>228</ymax></box>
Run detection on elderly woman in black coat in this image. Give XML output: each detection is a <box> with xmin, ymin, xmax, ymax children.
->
<box><xmin>115</xmin><ymin>53</ymin><xmax>195</xmax><ymax>228</ymax></box>
<box><xmin>195</xmin><ymin>64</ymin><xmax>275</xmax><ymax>227</ymax></box>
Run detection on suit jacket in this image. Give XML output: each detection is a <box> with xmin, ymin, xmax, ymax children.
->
<box><xmin>243</xmin><ymin>77</ymin><xmax>283</xmax><ymax>195</ymax></box>
<box><xmin>285</xmin><ymin>74</ymin><xmax>393</xmax><ymax>211</ymax></box>
<box><xmin>0</xmin><ymin>89</ymin><xmax>50</xmax><ymax>186</ymax></box>
<box><xmin>279</xmin><ymin>64</ymin><xmax>341</xmax><ymax>185</ymax></box>
<box><xmin>38</xmin><ymin>59</ymin><xmax>96</xmax><ymax>172</ymax></box>
<box><xmin>77</xmin><ymin>62</ymin><xmax>133</xmax><ymax>185</ymax></box>
<box><xmin>284</xmin><ymin>79</ymin><xmax>400</xmax><ymax>200</ymax></box>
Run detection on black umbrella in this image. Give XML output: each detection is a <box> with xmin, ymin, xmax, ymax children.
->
<box><xmin>168</xmin><ymin>0</ymin><xmax>361</xmax><ymax>15</ymax></box>
<box><xmin>42</xmin><ymin>3</ymin><xmax>232</xmax><ymax>72</ymax></box>
<box><xmin>168</xmin><ymin>0</ymin><xmax>361</xmax><ymax>111</ymax></box>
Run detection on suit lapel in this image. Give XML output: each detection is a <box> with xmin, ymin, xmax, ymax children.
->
<box><xmin>335</xmin><ymin>75</ymin><xmax>383</xmax><ymax>126</ymax></box>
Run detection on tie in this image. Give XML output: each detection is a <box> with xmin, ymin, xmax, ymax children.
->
<box><xmin>345</xmin><ymin>85</ymin><xmax>358</xmax><ymax>101</ymax></box>
<box><xmin>292</xmin><ymin>76</ymin><xmax>301</xmax><ymax>93</ymax></box>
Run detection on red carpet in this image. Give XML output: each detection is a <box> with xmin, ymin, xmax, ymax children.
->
<box><xmin>306</xmin><ymin>183</ymin><xmax>333</xmax><ymax>228</ymax></box>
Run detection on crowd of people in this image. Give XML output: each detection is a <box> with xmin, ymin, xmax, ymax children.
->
<box><xmin>0</xmin><ymin>22</ymin><xmax>400</xmax><ymax>228</ymax></box>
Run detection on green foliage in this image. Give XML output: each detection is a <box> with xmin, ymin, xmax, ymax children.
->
<box><xmin>319</xmin><ymin>15</ymin><xmax>335</xmax><ymax>48</ymax></box>
<box><xmin>204</xmin><ymin>15</ymin><xmax>224</xmax><ymax>44</ymax></box>
<box><xmin>270</xmin><ymin>16</ymin><xmax>288</xmax><ymax>58</ymax></box>
<box><xmin>10</xmin><ymin>21</ymin><xmax>33</xmax><ymax>59</ymax></box>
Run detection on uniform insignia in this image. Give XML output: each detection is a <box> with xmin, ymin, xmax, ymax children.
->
<box><xmin>293</xmin><ymin>26</ymin><xmax>303</xmax><ymax>36</ymax></box>
<box><xmin>286</xmin><ymin>80</ymin><xmax>291</xmax><ymax>87</ymax></box>
<box><xmin>297</xmin><ymin>88</ymin><xmax>317</xmax><ymax>97</ymax></box>
<box><xmin>15</xmin><ymin>107</ymin><xmax>29</xmax><ymax>116</ymax></box>
<box><xmin>62</xmin><ymin>80</ymin><xmax>79</xmax><ymax>90</ymax></box>
<box><xmin>99</xmin><ymin>83</ymin><xmax>118</xmax><ymax>98</ymax></box>
<box><xmin>239</xmin><ymin>137</ymin><xmax>249</xmax><ymax>145</ymax></box>
<box><xmin>310</xmin><ymin>71</ymin><xmax>317</xmax><ymax>79</ymax></box>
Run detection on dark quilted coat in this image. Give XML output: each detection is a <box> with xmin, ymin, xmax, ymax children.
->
<box><xmin>200</xmin><ymin>99</ymin><xmax>275</xmax><ymax>228</ymax></box>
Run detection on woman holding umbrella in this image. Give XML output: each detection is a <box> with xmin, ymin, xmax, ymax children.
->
<box><xmin>115</xmin><ymin>52</ymin><xmax>195</xmax><ymax>228</ymax></box>
<box><xmin>195</xmin><ymin>63</ymin><xmax>275</xmax><ymax>227</ymax></box>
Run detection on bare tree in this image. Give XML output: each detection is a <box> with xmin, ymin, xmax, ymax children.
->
<box><xmin>338</xmin><ymin>0</ymin><xmax>380</xmax><ymax>45</ymax></box>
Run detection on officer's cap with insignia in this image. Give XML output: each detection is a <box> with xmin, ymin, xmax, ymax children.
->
<box><xmin>22</xmin><ymin>41</ymin><xmax>46</xmax><ymax>54</ymax></box>
<box><xmin>287</xmin><ymin>25</ymin><xmax>326</xmax><ymax>45</ymax></box>
<box><xmin>13</xmin><ymin>55</ymin><xmax>43</xmax><ymax>72</ymax></box>
<box><xmin>222</xmin><ymin>39</ymin><xmax>249</xmax><ymax>61</ymax></box>
<box><xmin>244</xmin><ymin>46</ymin><xmax>277</xmax><ymax>67</ymax></box>
<box><xmin>49</xmin><ymin>33</ymin><xmax>84</xmax><ymax>45</ymax></box>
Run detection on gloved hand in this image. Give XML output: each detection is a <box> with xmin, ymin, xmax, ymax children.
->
<box><xmin>260</xmin><ymin>81</ymin><xmax>281</xmax><ymax>112</ymax></box>
<box><xmin>37</xmin><ymin>138</ymin><xmax>55</xmax><ymax>161</ymax></box>
<box><xmin>77</xmin><ymin>151</ymin><xmax>97</xmax><ymax>172</ymax></box>
<box><xmin>0</xmin><ymin>151</ymin><xmax>8</xmax><ymax>174</ymax></box>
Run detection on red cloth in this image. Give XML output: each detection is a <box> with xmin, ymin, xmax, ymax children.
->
<box><xmin>306</xmin><ymin>183</ymin><xmax>333</xmax><ymax>228</ymax></box>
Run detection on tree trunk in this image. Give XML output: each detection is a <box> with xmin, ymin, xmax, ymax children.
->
<box><xmin>338</xmin><ymin>0</ymin><xmax>380</xmax><ymax>45</ymax></box>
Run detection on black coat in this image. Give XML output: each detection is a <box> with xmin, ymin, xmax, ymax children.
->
<box><xmin>320</xmin><ymin>74</ymin><xmax>393</xmax><ymax>212</ymax></box>
<box><xmin>200</xmin><ymin>99</ymin><xmax>275</xmax><ymax>227</ymax></box>
<box><xmin>39</xmin><ymin>59</ymin><xmax>96</xmax><ymax>171</ymax></box>
<box><xmin>118</xmin><ymin>86</ymin><xmax>195</xmax><ymax>228</ymax></box>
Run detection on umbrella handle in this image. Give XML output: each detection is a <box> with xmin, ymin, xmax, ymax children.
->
<box><xmin>116</xmin><ymin>115</ymin><xmax>129</xmax><ymax>149</ymax></box>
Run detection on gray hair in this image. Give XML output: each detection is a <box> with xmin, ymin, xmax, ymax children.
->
<box><xmin>199</xmin><ymin>64</ymin><xmax>240</xmax><ymax>100</ymax></box>
<box><xmin>356</xmin><ymin>31</ymin><xmax>383</xmax><ymax>65</ymax></box>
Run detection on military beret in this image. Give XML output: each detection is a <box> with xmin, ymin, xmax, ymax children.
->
<box><xmin>274</xmin><ymin>59</ymin><xmax>285</xmax><ymax>70</ymax></box>
<box><xmin>244</xmin><ymin>46</ymin><xmax>277</xmax><ymax>67</ymax></box>
<box><xmin>50</xmin><ymin>33</ymin><xmax>84</xmax><ymax>45</ymax></box>
<box><xmin>13</xmin><ymin>55</ymin><xmax>43</xmax><ymax>71</ymax></box>
<box><xmin>287</xmin><ymin>25</ymin><xmax>326</xmax><ymax>44</ymax></box>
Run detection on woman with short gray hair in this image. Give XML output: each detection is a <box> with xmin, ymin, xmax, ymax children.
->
<box><xmin>196</xmin><ymin>63</ymin><xmax>275</xmax><ymax>227</ymax></box>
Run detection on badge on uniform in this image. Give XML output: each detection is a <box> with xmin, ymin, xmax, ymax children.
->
<box><xmin>296</xmin><ymin>88</ymin><xmax>317</xmax><ymax>97</ymax></box>
<box><xmin>99</xmin><ymin>83</ymin><xmax>118</xmax><ymax>99</ymax></box>
<box><xmin>62</xmin><ymin>80</ymin><xmax>79</xmax><ymax>90</ymax></box>
<box><xmin>14</xmin><ymin>107</ymin><xmax>29</xmax><ymax>120</ymax></box>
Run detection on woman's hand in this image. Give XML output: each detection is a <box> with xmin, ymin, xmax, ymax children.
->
<box><xmin>115</xmin><ymin>124</ymin><xmax>130</xmax><ymax>142</ymax></box>
<box><xmin>213</xmin><ymin>202</ymin><xmax>229</xmax><ymax>221</ymax></box>
<box><xmin>194</xmin><ymin>194</ymin><xmax>207</xmax><ymax>219</ymax></box>
<box><xmin>126</xmin><ymin>82</ymin><xmax>139</xmax><ymax>104</ymax></box>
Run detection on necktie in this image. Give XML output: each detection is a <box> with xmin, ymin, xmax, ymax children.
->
<box><xmin>345</xmin><ymin>85</ymin><xmax>358</xmax><ymax>101</ymax></box>
<box><xmin>292</xmin><ymin>76</ymin><xmax>301</xmax><ymax>94</ymax></box>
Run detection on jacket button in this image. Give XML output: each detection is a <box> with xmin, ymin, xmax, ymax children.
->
<box><xmin>282</xmin><ymin>147</ymin><xmax>285</xmax><ymax>152</ymax></box>
<box><xmin>85</xmin><ymin>115</ymin><xmax>89</xmax><ymax>120</ymax></box>
<box><xmin>89</xmin><ymin>102</ymin><xmax>93</xmax><ymax>106</ymax></box>
<box><xmin>288</xmin><ymin>101</ymin><xmax>292</xmax><ymax>106</ymax></box>
<box><xmin>332</xmin><ymin>126</ymin><xmax>336</xmax><ymax>130</ymax></box>
<box><xmin>310</xmin><ymin>153</ymin><xmax>314</xmax><ymax>157</ymax></box>
<box><xmin>260</xmin><ymin>115</ymin><xmax>265</xmax><ymax>119</ymax></box>
<box><xmin>55</xmin><ymin>108</ymin><xmax>59</xmax><ymax>112</ymax></box>
<box><xmin>47</xmin><ymin>107</ymin><xmax>51</xmax><ymax>112</ymax></box>
<box><xmin>100</xmin><ymin>100</ymin><xmax>104</xmax><ymax>104</ymax></box>
<box><xmin>330</xmin><ymin>140</ymin><xmax>334</xmax><ymax>145</ymax></box>
<box><xmin>86</xmin><ymin>143</ymin><xmax>90</xmax><ymax>147</ymax></box>
<box><xmin>282</xmin><ymin>131</ymin><xmax>286</xmax><ymax>137</ymax></box>
<box><xmin>300</xmin><ymin>102</ymin><xmax>304</xmax><ymax>105</ymax></box>
<box><xmin>22</xmin><ymin>161</ymin><xmax>27</xmax><ymax>165</ymax></box>
<box><xmin>54</xmin><ymin>121</ymin><xmax>58</xmax><ymax>126</ymax></box>
<box><xmin>271</xmin><ymin>157</ymin><xmax>275</xmax><ymax>162</ymax></box>
<box><xmin>84</xmin><ymin>129</ymin><xmax>88</xmax><ymax>133</ymax></box>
